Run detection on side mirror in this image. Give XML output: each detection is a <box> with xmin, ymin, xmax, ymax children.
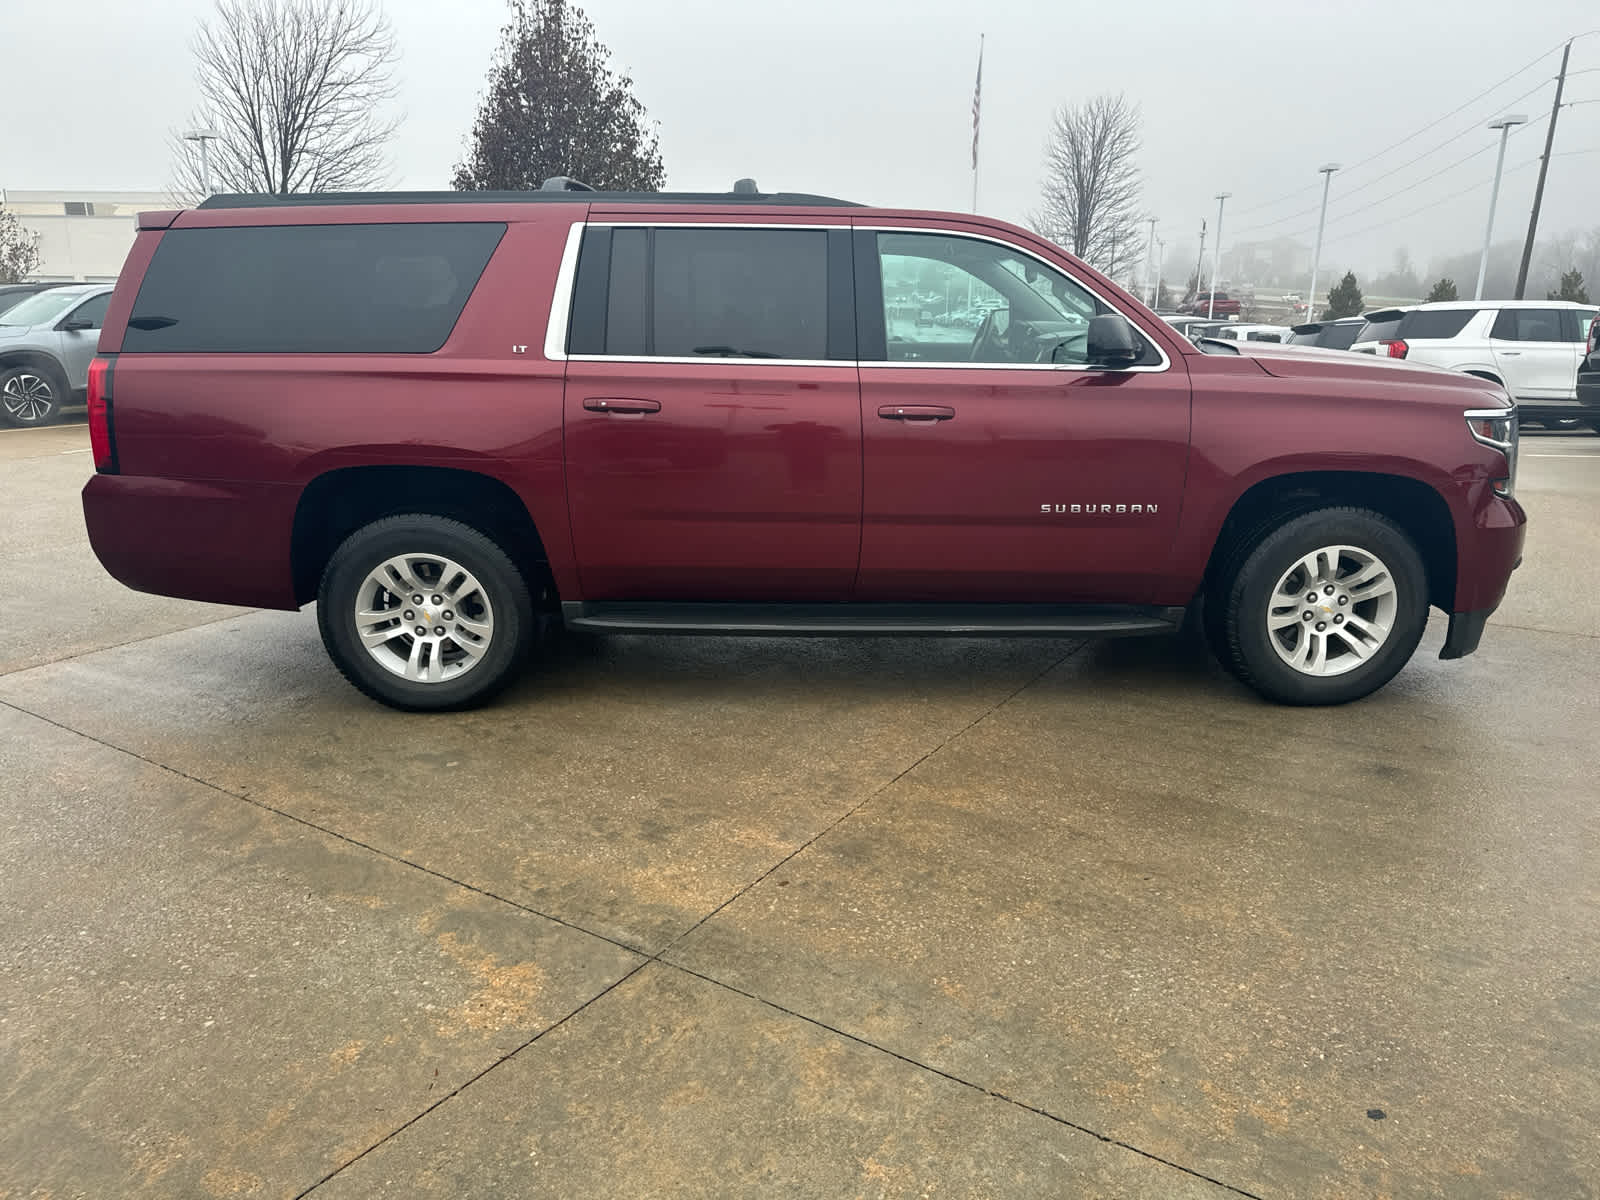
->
<box><xmin>59</xmin><ymin>318</ymin><xmax>94</xmax><ymax>332</ymax></box>
<box><xmin>1085</xmin><ymin>313</ymin><xmax>1142</xmax><ymax>368</ymax></box>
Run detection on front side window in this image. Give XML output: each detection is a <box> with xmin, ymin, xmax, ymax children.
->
<box><xmin>0</xmin><ymin>290</ymin><xmax>83</xmax><ymax>328</ymax></box>
<box><xmin>1490</xmin><ymin>308</ymin><xmax>1565</xmax><ymax>342</ymax></box>
<box><xmin>873</xmin><ymin>232</ymin><xmax>1113</xmax><ymax>366</ymax></box>
<box><xmin>65</xmin><ymin>293</ymin><xmax>110</xmax><ymax>330</ymax></box>
<box><xmin>576</xmin><ymin>227</ymin><xmax>832</xmax><ymax>360</ymax></box>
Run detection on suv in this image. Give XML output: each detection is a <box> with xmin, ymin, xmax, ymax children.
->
<box><xmin>81</xmin><ymin>185</ymin><xmax>1525</xmax><ymax>710</ymax></box>
<box><xmin>1282</xmin><ymin>318</ymin><xmax>1365</xmax><ymax>350</ymax></box>
<box><xmin>1576</xmin><ymin>314</ymin><xmax>1600</xmax><ymax>433</ymax></box>
<box><xmin>1182</xmin><ymin>292</ymin><xmax>1241</xmax><ymax>317</ymax></box>
<box><xmin>1350</xmin><ymin>300</ymin><xmax>1599</xmax><ymax>428</ymax></box>
<box><xmin>0</xmin><ymin>284</ymin><xmax>114</xmax><ymax>426</ymax></box>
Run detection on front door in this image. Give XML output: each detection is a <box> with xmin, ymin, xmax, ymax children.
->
<box><xmin>55</xmin><ymin>291</ymin><xmax>111</xmax><ymax>391</ymax></box>
<box><xmin>853</xmin><ymin>228</ymin><xmax>1190</xmax><ymax>604</ymax></box>
<box><xmin>562</xmin><ymin>224</ymin><xmax>861</xmax><ymax>601</ymax></box>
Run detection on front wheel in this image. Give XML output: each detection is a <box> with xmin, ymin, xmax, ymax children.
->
<box><xmin>1217</xmin><ymin>508</ymin><xmax>1430</xmax><ymax>705</ymax></box>
<box><xmin>317</xmin><ymin>515</ymin><xmax>535</xmax><ymax>711</ymax></box>
<box><xmin>0</xmin><ymin>365</ymin><xmax>65</xmax><ymax>427</ymax></box>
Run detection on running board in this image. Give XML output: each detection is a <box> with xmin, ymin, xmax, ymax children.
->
<box><xmin>561</xmin><ymin>601</ymin><xmax>1186</xmax><ymax>637</ymax></box>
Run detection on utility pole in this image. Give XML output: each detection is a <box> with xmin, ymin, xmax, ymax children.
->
<box><xmin>184</xmin><ymin>128</ymin><xmax>221</xmax><ymax>197</ymax></box>
<box><xmin>1514</xmin><ymin>38</ymin><xmax>1571</xmax><ymax>299</ymax></box>
<box><xmin>1306</xmin><ymin>163</ymin><xmax>1340</xmax><ymax>322</ymax></box>
<box><xmin>1193</xmin><ymin>219</ymin><xmax>1207</xmax><ymax>303</ymax></box>
<box><xmin>1154</xmin><ymin>237</ymin><xmax>1167</xmax><ymax>309</ymax></box>
<box><xmin>1477</xmin><ymin>114</ymin><xmax>1526</xmax><ymax>300</ymax></box>
<box><xmin>1208</xmin><ymin>193</ymin><xmax>1230</xmax><ymax>319</ymax></box>
<box><xmin>1144</xmin><ymin>217</ymin><xmax>1158</xmax><ymax>307</ymax></box>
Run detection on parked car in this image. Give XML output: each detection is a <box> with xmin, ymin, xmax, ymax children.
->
<box><xmin>82</xmin><ymin>183</ymin><xmax>1523</xmax><ymax>711</ymax></box>
<box><xmin>1350</xmin><ymin>308</ymin><xmax>1413</xmax><ymax>356</ymax></box>
<box><xmin>1182</xmin><ymin>291</ymin><xmax>1242</xmax><ymax>316</ymax></box>
<box><xmin>0</xmin><ymin>281</ymin><xmax>73</xmax><ymax>318</ymax></box>
<box><xmin>1161</xmin><ymin>315</ymin><xmax>1228</xmax><ymax>337</ymax></box>
<box><xmin>0</xmin><ymin>283</ymin><xmax>114</xmax><ymax>426</ymax></box>
<box><xmin>1348</xmin><ymin>301</ymin><xmax>1599</xmax><ymax>428</ymax></box>
<box><xmin>1282</xmin><ymin>318</ymin><xmax>1366</xmax><ymax>350</ymax></box>
<box><xmin>1575</xmin><ymin>315</ymin><xmax>1600</xmax><ymax>433</ymax></box>
<box><xmin>1210</xmin><ymin>323</ymin><xmax>1291</xmax><ymax>343</ymax></box>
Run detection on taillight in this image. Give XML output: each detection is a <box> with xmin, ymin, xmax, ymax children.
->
<box><xmin>1386</xmin><ymin>339</ymin><xmax>1408</xmax><ymax>359</ymax></box>
<box><xmin>87</xmin><ymin>356</ymin><xmax>116</xmax><ymax>473</ymax></box>
<box><xmin>1588</xmin><ymin>316</ymin><xmax>1598</xmax><ymax>355</ymax></box>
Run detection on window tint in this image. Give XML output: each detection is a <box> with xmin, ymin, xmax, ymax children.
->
<box><xmin>67</xmin><ymin>293</ymin><xmax>110</xmax><ymax>330</ymax></box>
<box><xmin>1490</xmin><ymin>308</ymin><xmax>1565</xmax><ymax>342</ymax></box>
<box><xmin>1246</xmin><ymin>331</ymin><xmax>1281</xmax><ymax>342</ymax></box>
<box><xmin>1321</xmin><ymin>323</ymin><xmax>1362</xmax><ymax>350</ymax></box>
<box><xmin>1353</xmin><ymin>313</ymin><xmax>1404</xmax><ymax>344</ymax></box>
<box><xmin>1562</xmin><ymin>308</ymin><xmax>1598</xmax><ymax>342</ymax></box>
<box><xmin>123</xmin><ymin>223</ymin><xmax>504</xmax><ymax>353</ymax></box>
<box><xmin>873</xmin><ymin>231</ymin><xmax>1117</xmax><ymax>365</ymax></box>
<box><xmin>651</xmin><ymin>229</ymin><xmax>827</xmax><ymax>359</ymax></box>
<box><xmin>1396</xmin><ymin>309</ymin><xmax>1475</xmax><ymax>339</ymax></box>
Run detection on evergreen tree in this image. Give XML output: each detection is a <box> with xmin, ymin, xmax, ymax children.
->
<box><xmin>1547</xmin><ymin>269</ymin><xmax>1590</xmax><ymax>304</ymax></box>
<box><xmin>1425</xmin><ymin>277</ymin><xmax>1458</xmax><ymax>303</ymax></box>
<box><xmin>1323</xmin><ymin>271</ymin><xmax>1364</xmax><ymax>319</ymax></box>
<box><xmin>453</xmin><ymin>0</ymin><xmax>664</xmax><ymax>192</ymax></box>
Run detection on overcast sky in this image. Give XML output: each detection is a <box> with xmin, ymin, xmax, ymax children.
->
<box><xmin>5</xmin><ymin>0</ymin><xmax>1597</xmax><ymax>276</ymax></box>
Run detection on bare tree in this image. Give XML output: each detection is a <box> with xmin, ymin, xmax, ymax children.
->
<box><xmin>0</xmin><ymin>207</ymin><xmax>41</xmax><ymax>284</ymax></box>
<box><xmin>169</xmin><ymin>0</ymin><xmax>399</xmax><ymax>201</ymax></box>
<box><xmin>1032</xmin><ymin>94</ymin><xmax>1143</xmax><ymax>282</ymax></box>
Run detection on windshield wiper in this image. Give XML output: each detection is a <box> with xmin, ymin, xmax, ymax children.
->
<box><xmin>691</xmin><ymin>345</ymin><xmax>782</xmax><ymax>358</ymax></box>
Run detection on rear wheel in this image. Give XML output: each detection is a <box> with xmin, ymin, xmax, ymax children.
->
<box><xmin>0</xmin><ymin>364</ymin><xmax>66</xmax><ymax>427</ymax></box>
<box><xmin>317</xmin><ymin>515</ymin><xmax>535</xmax><ymax>711</ymax></box>
<box><xmin>1216</xmin><ymin>507</ymin><xmax>1429</xmax><ymax>705</ymax></box>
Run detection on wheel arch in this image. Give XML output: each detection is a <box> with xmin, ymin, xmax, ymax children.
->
<box><xmin>1203</xmin><ymin>470</ymin><xmax>1457</xmax><ymax>612</ymax></box>
<box><xmin>0</xmin><ymin>350</ymin><xmax>69</xmax><ymax>383</ymax></box>
<box><xmin>290</xmin><ymin>464</ymin><xmax>551</xmax><ymax>607</ymax></box>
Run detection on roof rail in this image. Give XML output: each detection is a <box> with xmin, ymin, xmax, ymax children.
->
<box><xmin>196</xmin><ymin>188</ymin><xmax>862</xmax><ymax>209</ymax></box>
<box><xmin>540</xmin><ymin>176</ymin><xmax>595</xmax><ymax>192</ymax></box>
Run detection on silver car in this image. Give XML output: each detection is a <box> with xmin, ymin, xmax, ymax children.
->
<box><xmin>0</xmin><ymin>284</ymin><xmax>113</xmax><ymax>427</ymax></box>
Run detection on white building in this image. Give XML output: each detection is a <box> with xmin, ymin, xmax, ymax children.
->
<box><xmin>1</xmin><ymin>189</ymin><xmax>172</xmax><ymax>282</ymax></box>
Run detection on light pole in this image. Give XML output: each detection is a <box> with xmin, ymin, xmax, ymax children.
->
<box><xmin>1144</xmin><ymin>216</ymin><xmax>1158</xmax><ymax>307</ymax></box>
<box><xmin>1208</xmin><ymin>192</ymin><xmax>1231</xmax><ymax>319</ymax></box>
<box><xmin>1154</xmin><ymin>237</ymin><xmax>1167</xmax><ymax>309</ymax></box>
<box><xmin>1476</xmin><ymin>114</ymin><xmax>1526</xmax><ymax>300</ymax></box>
<box><xmin>1305</xmin><ymin>163</ymin><xmax>1340</xmax><ymax>322</ymax></box>
<box><xmin>184</xmin><ymin>128</ymin><xmax>221</xmax><ymax>197</ymax></box>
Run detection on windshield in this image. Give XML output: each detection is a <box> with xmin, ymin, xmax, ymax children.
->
<box><xmin>0</xmin><ymin>290</ymin><xmax>84</xmax><ymax>327</ymax></box>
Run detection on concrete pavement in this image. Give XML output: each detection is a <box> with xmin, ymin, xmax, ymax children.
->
<box><xmin>2</xmin><ymin>424</ymin><xmax>1596</xmax><ymax>1198</ymax></box>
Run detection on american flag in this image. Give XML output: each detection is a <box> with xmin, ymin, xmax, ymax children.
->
<box><xmin>971</xmin><ymin>36</ymin><xmax>984</xmax><ymax>170</ymax></box>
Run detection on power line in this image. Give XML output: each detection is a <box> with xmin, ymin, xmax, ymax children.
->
<box><xmin>1229</xmin><ymin>39</ymin><xmax>1564</xmax><ymax>217</ymax></box>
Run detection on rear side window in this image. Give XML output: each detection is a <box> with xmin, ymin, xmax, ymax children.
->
<box><xmin>571</xmin><ymin>226</ymin><xmax>836</xmax><ymax>360</ymax></box>
<box><xmin>1490</xmin><ymin>308</ymin><xmax>1565</xmax><ymax>342</ymax></box>
<box><xmin>1353</xmin><ymin>312</ymin><xmax>1405</xmax><ymax>344</ymax></box>
<box><xmin>1321</xmin><ymin>323</ymin><xmax>1361</xmax><ymax>350</ymax></box>
<box><xmin>1396</xmin><ymin>309</ymin><xmax>1476</xmax><ymax>339</ymax></box>
<box><xmin>122</xmin><ymin>222</ymin><xmax>505</xmax><ymax>353</ymax></box>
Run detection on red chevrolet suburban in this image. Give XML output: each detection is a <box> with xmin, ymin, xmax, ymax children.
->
<box><xmin>82</xmin><ymin>182</ymin><xmax>1524</xmax><ymax>711</ymax></box>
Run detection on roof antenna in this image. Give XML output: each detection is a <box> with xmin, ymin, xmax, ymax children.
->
<box><xmin>731</xmin><ymin>178</ymin><xmax>760</xmax><ymax>195</ymax></box>
<box><xmin>540</xmin><ymin>176</ymin><xmax>596</xmax><ymax>192</ymax></box>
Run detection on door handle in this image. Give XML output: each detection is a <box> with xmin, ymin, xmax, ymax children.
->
<box><xmin>877</xmin><ymin>404</ymin><xmax>956</xmax><ymax>422</ymax></box>
<box><xmin>583</xmin><ymin>397</ymin><xmax>661</xmax><ymax>414</ymax></box>
<box><xmin>1499</xmin><ymin>350</ymin><xmax>1522</xmax><ymax>356</ymax></box>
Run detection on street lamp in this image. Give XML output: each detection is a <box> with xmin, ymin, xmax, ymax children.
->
<box><xmin>1306</xmin><ymin>163</ymin><xmax>1341</xmax><ymax>322</ymax></box>
<box><xmin>1476</xmin><ymin>114</ymin><xmax>1527</xmax><ymax>300</ymax></box>
<box><xmin>1154</xmin><ymin>236</ymin><xmax>1167</xmax><ymax>309</ymax></box>
<box><xmin>1208</xmin><ymin>192</ymin><xmax>1231</xmax><ymax>319</ymax></box>
<box><xmin>1144</xmin><ymin>216</ymin><xmax>1158</xmax><ymax>307</ymax></box>
<box><xmin>183</xmin><ymin>129</ymin><xmax>221</xmax><ymax>197</ymax></box>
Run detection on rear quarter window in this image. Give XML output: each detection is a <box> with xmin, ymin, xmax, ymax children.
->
<box><xmin>1321</xmin><ymin>323</ymin><xmax>1362</xmax><ymax>350</ymax></box>
<box><xmin>1396</xmin><ymin>309</ymin><xmax>1476</xmax><ymax>339</ymax></box>
<box><xmin>121</xmin><ymin>222</ymin><xmax>506</xmax><ymax>353</ymax></box>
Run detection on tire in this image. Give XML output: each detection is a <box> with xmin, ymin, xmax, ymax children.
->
<box><xmin>1216</xmin><ymin>507</ymin><xmax>1429</xmax><ymax>705</ymax></box>
<box><xmin>317</xmin><ymin>514</ymin><xmax>535</xmax><ymax>712</ymax></box>
<box><xmin>1588</xmin><ymin>419</ymin><xmax>1600</xmax><ymax>436</ymax></box>
<box><xmin>0</xmin><ymin>363</ymin><xmax>66</xmax><ymax>427</ymax></box>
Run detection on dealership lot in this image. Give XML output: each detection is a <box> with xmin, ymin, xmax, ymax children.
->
<box><xmin>2</xmin><ymin>424</ymin><xmax>1596</xmax><ymax>1198</ymax></box>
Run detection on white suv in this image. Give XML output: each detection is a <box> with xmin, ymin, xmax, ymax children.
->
<box><xmin>1352</xmin><ymin>300</ymin><xmax>1599</xmax><ymax>427</ymax></box>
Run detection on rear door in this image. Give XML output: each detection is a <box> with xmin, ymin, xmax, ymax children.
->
<box><xmin>1564</xmin><ymin>307</ymin><xmax>1599</xmax><ymax>387</ymax></box>
<box><xmin>1490</xmin><ymin>307</ymin><xmax>1572</xmax><ymax>399</ymax></box>
<box><xmin>853</xmin><ymin>225</ymin><xmax>1190</xmax><ymax>604</ymax></box>
<box><xmin>560</xmin><ymin>222</ymin><xmax>862</xmax><ymax>601</ymax></box>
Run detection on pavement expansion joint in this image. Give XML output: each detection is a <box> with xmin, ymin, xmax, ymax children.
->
<box><xmin>8</xmin><ymin>639</ymin><xmax>1261</xmax><ymax>1200</ymax></box>
<box><xmin>0</xmin><ymin>609</ymin><xmax>257</xmax><ymax>679</ymax></box>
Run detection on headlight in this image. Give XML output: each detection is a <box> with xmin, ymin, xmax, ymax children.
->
<box><xmin>1464</xmin><ymin>407</ymin><xmax>1518</xmax><ymax>498</ymax></box>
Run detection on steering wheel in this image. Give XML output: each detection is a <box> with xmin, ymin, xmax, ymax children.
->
<box><xmin>969</xmin><ymin>307</ymin><xmax>1011</xmax><ymax>361</ymax></box>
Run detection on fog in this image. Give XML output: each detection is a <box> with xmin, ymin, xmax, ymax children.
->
<box><xmin>5</xmin><ymin>0</ymin><xmax>1597</xmax><ymax>283</ymax></box>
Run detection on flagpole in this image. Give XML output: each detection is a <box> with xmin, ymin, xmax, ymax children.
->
<box><xmin>971</xmin><ymin>34</ymin><xmax>984</xmax><ymax>213</ymax></box>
